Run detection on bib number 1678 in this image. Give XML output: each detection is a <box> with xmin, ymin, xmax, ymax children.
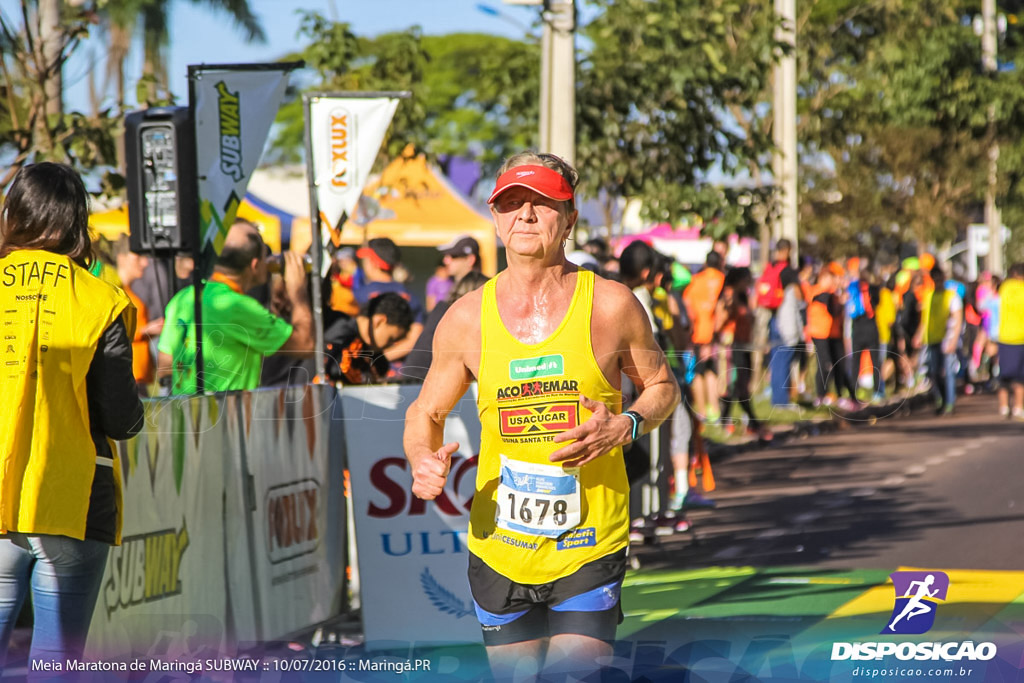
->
<box><xmin>495</xmin><ymin>455</ymin><xmax>581</xmax><ymax>537</ymax></box>
<box><xmin>505</xmin><ymin>493</ymin><xmax>568</xmax><ymax>527</ymax></box>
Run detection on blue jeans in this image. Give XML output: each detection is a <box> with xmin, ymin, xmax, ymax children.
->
<box><xmin>0</xmin><ymin>533</ymin><xmax>109</xmax><ymax>669</ymax></box>
<box><xmin>769</xmin><ymin>344</ymin><xmax>796</xmax><ymax>406</ymax></box>
<box><xmin>926</xmin><ymin>344</ymin><xmax>957</xmax><ymax>409</ymax></box>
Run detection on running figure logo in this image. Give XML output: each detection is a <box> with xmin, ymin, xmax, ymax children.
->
<box><xmin>882</xmin><ymin>571</ymin><xmax>950</xmax><ymax>635</ymax></box>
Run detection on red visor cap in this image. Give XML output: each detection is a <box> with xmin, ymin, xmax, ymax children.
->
<box><xmin>487</xmin><ymin>165</ymin><xmax>574</xmax><ymax>204</ymax></box>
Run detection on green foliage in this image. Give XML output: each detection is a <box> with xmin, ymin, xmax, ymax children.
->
<box><xmin>269</xmin><ymin>15</ymin><xmax>538</xmax><ymax>179</ymax></box>
<box><xmin>0</xmin><ymin>1</ymin><xmax>122</xmax><ymax>188</ymax></box>
<box><xmin>798</xmin><ymin>0</ymin><xmax>1024</xmax><ymax>260</ymax></box>
<box><xmin>577</xmin><ymin>0</ymin><xmax>782</xmax><ymax>236</ymax></box>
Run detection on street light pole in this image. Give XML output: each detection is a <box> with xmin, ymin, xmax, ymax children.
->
<box><xmin>503</xmin><ymin>0</ymin><xmax>576</xmax><ymax>164</ymax></box>
<box><xmin>983</xmin><ymin>0</ymin><xmax>1003</xmax><ymax>275</ymax></box>
<box><xmin>772</xmin><ymin>0</ymin><xmax>799</xmax><ymax>262</ymax></box>
<box><xmin>539</xmin><ymin>0</ymin><xmax>576</xmax><ymax>165</ymax></box>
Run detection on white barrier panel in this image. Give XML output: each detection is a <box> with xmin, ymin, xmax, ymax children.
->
<box><xmin>231</xmin><ymin>384</ymin><xmax>348</xmax><ymax>640</ymax></box>
<box><xmin>343</xmin><ymin>384</ymin><xmax>483</xmax><ymax>645</ymax></box>
<box><xmin>86</xmin><ymin>395</ymin><xmax>228</xmax><ymax>659</ymax></box>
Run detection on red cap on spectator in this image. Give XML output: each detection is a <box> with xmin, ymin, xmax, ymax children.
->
<box><xmin>487</xmin><ymin>165</ymin><xmax>574</xmax><ymax>204</ymax></box>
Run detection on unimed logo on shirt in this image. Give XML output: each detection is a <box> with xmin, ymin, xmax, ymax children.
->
<box><xmin>509</xmin><ymin>354</ymin><xmax>564</xmax><ymax>380</ymax></box>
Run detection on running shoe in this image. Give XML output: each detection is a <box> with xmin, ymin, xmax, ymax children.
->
<box><xmin>1012</xmin><ymin>408</ymin><xmax>1024</xmax><ymax>422</ymax></box>
<box><xmin>669</xmin><ymin>492</ymin><xmax>687</xmax><ymax>511</ymax></box>
<box><xmin>837</xmin><ymin>397</ymin><xmax>860</xmax><ymax>412</ymax></box>
<box><xmin>682</xmin><ymin>491</ymin><xmax>717</xmax><ymax>509</ymax></box>
<box><xmin>999</xmin><ymin>405</ymin><xmax>1010</xmax><ymax>418</ymax></box>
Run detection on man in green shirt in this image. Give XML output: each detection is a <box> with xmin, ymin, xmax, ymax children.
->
<box><xmin>156</xmin><ymin>219</ymin><xmax>314</xmax><ymax>394</ymax></box>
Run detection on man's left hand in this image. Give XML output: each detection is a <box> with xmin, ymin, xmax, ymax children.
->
<box><xmin>549</xmin><ymin>395</ymin><xmax>632</xmax><ymax>468</ymax></box>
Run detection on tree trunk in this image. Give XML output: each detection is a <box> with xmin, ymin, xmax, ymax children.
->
<box><xmin>38</xmin><ymin>0</ymin><xmax>62</xmax><ymax>117</ymax></box>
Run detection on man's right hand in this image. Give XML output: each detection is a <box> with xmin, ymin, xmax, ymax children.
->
<box><xmin>283</xmin><ymin>251</ymin><xmax>308</xmax><ymax>302</ymax></box>
<box><xmin>411</xmin><ymin>442</ymin><xmax>459</xmax><ymax>500</ymax></box>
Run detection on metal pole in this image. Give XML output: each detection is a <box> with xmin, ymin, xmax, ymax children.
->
<box><xmin>303</xmin><ymin>95</ymin><xmax>327</xmax><ymax>383</ymax></box>
<box><xmin>772</xmin><ymin>0</ymin><xmax>799</xmax><ymax>263</ymax></box>
<box><xmin>983</xmin><ymin>0</ymin><xmax>1003</xmax><ymax>276</ymax></box>
<box><xmin>188</xmin><ymin>65</ymin><xmax>205</xmax><ymax>394</ymax></box>
<box><xmin>540</xmin><ymin>13</ymin><xmax>552</xmax><ymax>153</ymax></box>
<box><xmin>543</xmin><ymin>0</ymin><xmax>576</xmax><ymax>165</ymax></box>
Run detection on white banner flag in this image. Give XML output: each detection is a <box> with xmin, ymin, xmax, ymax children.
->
<box><xmin>309</xmin><ymin>96</ymin><xmax>400</xmax><ymax>246</ymax></box>
<box><xmin>194</xmin><ymin>66</ymin><xmax>292</xmax><ymax>256</ymax></box>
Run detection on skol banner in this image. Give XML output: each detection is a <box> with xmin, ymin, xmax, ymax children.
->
<box><xmin>193</xmin><ymin>65</ymin><xmax>293</xmax><ymax>258</ymax></box>
<box><xmin>342</xmin><ymin>384</ymin><xmax>483</xmax><ymax>647</ymax></box>
<box><xmin>308</xmin><ymin>95</ymin><xmax>400</xmax><ymax>246</ymax></box>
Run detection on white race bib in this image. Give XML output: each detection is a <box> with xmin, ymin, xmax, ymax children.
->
<box><xmin>495</xmin><ymin>455</ymin><xmax>581</xmax><ymax>538</ymax></box>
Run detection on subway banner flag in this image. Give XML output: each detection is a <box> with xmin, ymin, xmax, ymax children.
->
<box><xmin>192</xmin><ymin>65</ymin><xmax>293</xmax><ymax>268</ymax></box>
<box><xmin>308</xmin><ymin>96</ymin><xmax>399</xmax><ymax>255</ymax></box>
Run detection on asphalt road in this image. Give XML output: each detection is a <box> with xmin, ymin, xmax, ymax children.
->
<box><xmin>633</xmin><ymin>392</ymin><xmax>1024</xmax><ymax>572</ymax></box>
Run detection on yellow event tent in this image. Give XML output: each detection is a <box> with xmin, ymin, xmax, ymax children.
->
<box><xmin>91</xmin><ymin>154</ymin><xmax>497</xmax><ymax>274</ymax></box>
<box><xmin>89</xmin><ymin>199</ymin><xmax>301</xmax><ymax>254</ymax></box>
<box><xmin>291</xmin><ymin>153</ymin><xmax>498</xmax><ymax>275</ymax></box>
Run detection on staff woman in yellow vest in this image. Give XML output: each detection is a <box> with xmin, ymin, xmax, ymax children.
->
<box><xmin>0</xmin><ymin>163</ymin><xmax>144</xmax><ymax>667</ymax></box>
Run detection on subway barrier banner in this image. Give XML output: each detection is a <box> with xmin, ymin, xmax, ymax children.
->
<box><xmin>193</xmin><ymin>64</ymin><xmax>293</xmax><ymax>258</ymax></box>
<box><xmin>86</xmin><ymin>395</ymin><xmax>228</xmax><ymax>659</ymax></box>
<box><xmin>342</xmin><ymin>384</ymin><xmax>483</xmax><ymax>645</ymax></box>
<box><xmin>308</xmin><ymin>95</ymin><xmax>399</xmax><ymax>249</ymax></box>
<box><xmin>231</xmin><ymin>385</ymin><xmax>348</xmax><ymax>641</ymax></box>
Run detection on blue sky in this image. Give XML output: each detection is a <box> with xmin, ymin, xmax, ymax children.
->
<box><xmin>21</xmin><ymin>0</ymin><xmax>545</xmax><ymax>113</ymax></box>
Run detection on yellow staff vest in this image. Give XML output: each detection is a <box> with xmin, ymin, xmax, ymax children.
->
<box><xmin>0</xmin><ymin>250</ymin><xmax>130</xmax><ymax>542</ymax></box>
<box><xmin>921</xmin><ymin>288</ymin><xmax>954</xmax><ymax>345</ymax></box>
<box><xmin>470</xmin><ymin>270</ymin><xmax>628</xmax><ymax>584</ymax></box>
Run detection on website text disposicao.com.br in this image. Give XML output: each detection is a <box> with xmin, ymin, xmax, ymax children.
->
<box><xmin>837</xmin><ymin>641</ymin><xmax>996</xmax><ymax>679</ymax></box>
<box><xmin>852</xmin><ymin>665</ymin><xmax>980</xmax><ymax>679</ymax></box>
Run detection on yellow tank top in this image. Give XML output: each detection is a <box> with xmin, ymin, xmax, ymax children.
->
<box><xmin>921</xmin><ymin>288</ymin><xmax>953</xmax><ymax>345</ymax></box>
<box><xmin>999</xmin><ymin>279</ymin><xmax>1024</xmax><ymax>345</ymax></box>
<box><xmin>470</xmin><ymin>270</ymin><xmax>628</xmax><ymax>584</ymax></box>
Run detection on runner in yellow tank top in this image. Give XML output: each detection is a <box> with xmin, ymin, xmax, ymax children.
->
<box><xmin>404</xmin><ymin>152</ymin><xmax>680</xmax><ymax>681</ymax></box>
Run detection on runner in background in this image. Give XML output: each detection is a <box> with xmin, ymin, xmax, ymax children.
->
<box><xmin>113</xmin><ymin>236</ymin><xmax>164</xmax><ymax>395</ymax></box>
<box><xmin>845</xmin><ymin>257</ymin><xmax>883</xmax><ymax>402</ymax></box>
<box><xmin>773</xmin><ymin>267</ymin><xmax>806</xmax><ymax>406</ymax></box>
<box><xmin>996</xmin><ymin>263</ymin><xmax>1024</xmax><ymax>420</ymax></box>
<box><xmin>808</xmin><ymin>265</ymin><xmax>857</xmax><ymax>409</ymax></box>
<box><xmin>716</xmin><ymin>267</ymin><xmax>770</xmax><ymax>439</ymax></box>
<box><xmin>754</xmin><ymin>238</ymin><xmax>796</xmax><ymax>397</ymax></box>
<box><xmin>683</xmin><ymin>250</ymin><xmax>726</xmax><ymax>423</ymax></box>
<box><xmin>916</xmin><ymin>266</ymin><xmax>963</xmax><ymax>416</ymax></box>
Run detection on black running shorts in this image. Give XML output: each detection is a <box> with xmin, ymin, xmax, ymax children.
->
<box><xmin>467</xmin><ymin>549</ymin><xmax>627</xmax><ymax>646</ymax></box>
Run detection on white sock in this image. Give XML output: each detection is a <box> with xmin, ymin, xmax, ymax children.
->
<box><xmin>675</xmin><ymin>468</ymin><xmax>688</xmax><ymax>498</ymax></box>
